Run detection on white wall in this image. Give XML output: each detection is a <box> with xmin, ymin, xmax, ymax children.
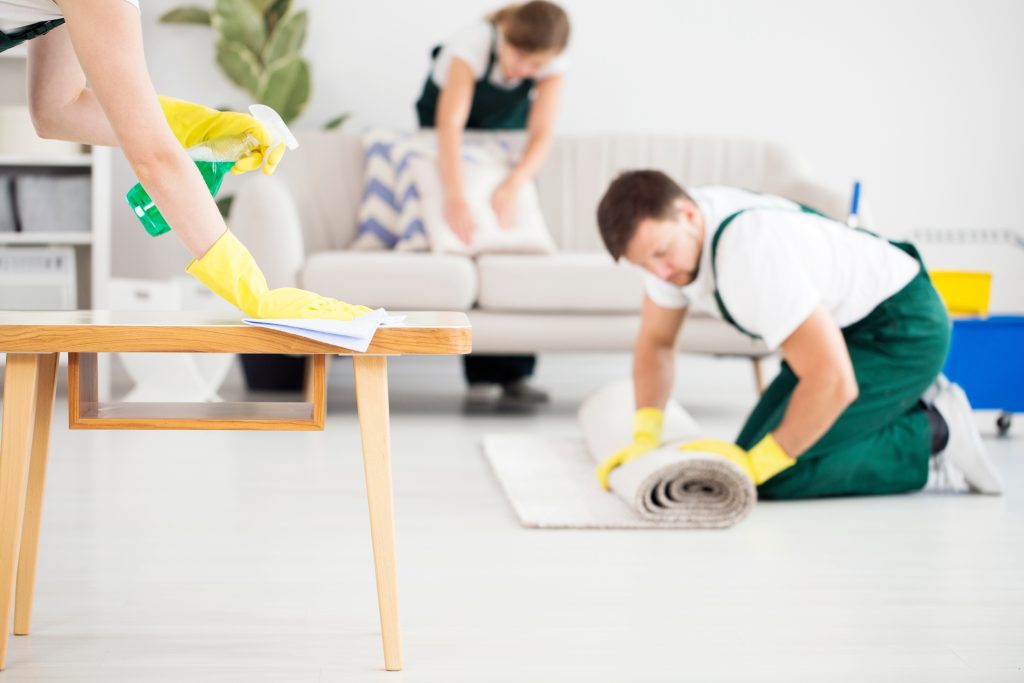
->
<box><xmin>111</xmin><ymin>0</ymin><xmax>1024</xmax><ymax>278</ymax></box>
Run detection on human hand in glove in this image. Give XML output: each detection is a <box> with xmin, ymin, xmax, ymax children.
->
<box><xmin>595</xmin><ymin>407</ymin><xmax>664</xmax><ymax>490</ymax></box>
<box><xmin>187</xmin><ymin>231</ymin><xmax>371</xmax><ymax>319</ymax></box>
<box><xmin>159</xmin><ymin>96</ymin><xmax>285</xmax><ymax>175</ymax></box>
<box><xmin>679</xmin><ymin>434</ymin><xmax>795</xmax><ymax>485</ymax></box>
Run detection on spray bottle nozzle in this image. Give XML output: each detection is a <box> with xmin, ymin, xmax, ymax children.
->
<box><xmin>249</xmin><ymin>104</ymin><xmax>300</xmax><ymax>152</ymax></box>
<box><xmin>129</xmin><ymin>103</ymin><xmax>299</xmax><ymax>237</ymax></box>
<box><xmin>185</xmin><ymin>104</ymin><xmax>299</xmax><ymax>165</ymax></box>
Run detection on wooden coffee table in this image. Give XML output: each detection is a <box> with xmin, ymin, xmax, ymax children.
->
<box><xmin>0</xmin><ymin>310</ymin><xmax>471</xmax><ymax>671</ymax></box>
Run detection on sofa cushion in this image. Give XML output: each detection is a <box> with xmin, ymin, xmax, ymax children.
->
<box><xmin>301</xmin><ymin>251</ymin><xmax>477</xmax><ymax>311</ymax></box>
<box><xmin>476</xmin><ymin>252</ymin><xmax>645</xmax><ymax>313</ymax></box>
<box><xmin>410</xmin><ymin>156</ymin><xmax>556</xmax><ymax>257</ymax></box>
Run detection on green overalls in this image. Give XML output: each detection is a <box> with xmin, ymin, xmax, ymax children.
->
<box><xmin>415</xmin><ymin>24</ymin><xmax>534</xmax><ymax>130</ymax></box>
<box><xmin>0</xmin><ymin>18</ymin><xmax>64</xmax><ymax>53</ymax></box>
<box><xmin>711</xmin><ymin>208</ymin><xmax>951</xmax><ymax>499</ymax></box>
<box><xmin>415</xmin><ymin>23</ymin><xmax>538</xmax><ymax>386</ymax></box>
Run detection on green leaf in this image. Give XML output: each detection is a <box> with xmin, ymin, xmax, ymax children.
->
<box><xmin>256</xmin><ymin>56</ymin><xmax>310</xmax><ymax>124</ymax></box>
<box><xmin>246</xmin><ymin>0</ymin><xmax>275</xmax><ymax>12</ymax></box>
<box><xmin>216</xmin><ymin>40</ymin><xmax>262</xmax><ymax>95</ymax></box>
<box><xmin>262</xmin><ymin>10</ymin><xmax>306</xmax><ymax>66</ymax></box>
<box><xmin>323</xmin><ymin>113</ymin><xmax>350</xmax><ymax>131</ymax></box>
<box><xmin>264</xmin><ymin>0</ymin><xmax>292</xmax><ymax>34</ymax></box>
<box><xmin>159</xmin><ymin>6</ymin><xmax>213</xmax><ymax>25</ymax></box>
<box><xmin>217</xmin><ymin>194</ymin><xmax>236</xmax><ymax>219</ymax></box>
<box><xmin>212</xmin><ymin>0</ymin><xmax>266</xmax><ymax>58</ymax></box>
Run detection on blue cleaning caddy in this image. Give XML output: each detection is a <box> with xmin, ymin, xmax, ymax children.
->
<box><xmin>942</xmin><ymin>316</ymin><xmax>1024</xmax><ymax>435</ymax></box>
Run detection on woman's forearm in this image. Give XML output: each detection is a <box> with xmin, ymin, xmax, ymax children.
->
<box><xmin>433</xmin><ymin>58</ymin><xmax>476</xmax><ymax>200</ymax></box>
<box><xmin>128</xmin><ymin>142</ymin><xmax>227</xmax><ymax>258</ymax></box>
<box><xmin>507</xmin><ymin>129</ymin><xmax>553</xmax><ymax>186</ymax></box>
<box><xmin>507</xmin><ymin>75</ymin><xmax>562</xmax><ymax>186</ymax></box>
<box><xmin>437</xmin><ymin>122</ymin><xmax>465</xmax><ymax>200</ymax></box>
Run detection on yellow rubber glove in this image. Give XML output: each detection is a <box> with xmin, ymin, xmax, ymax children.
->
<box><xmin>680</xmin><ymin>434</ymin><xmax>795</xmax><ymax>485</ymax></box>
<box><xmin>158</xmin><ymin>96</ymin><xmax>286</xmax><ymax>175</ymax></box>
<box><xmin>187</xmin><ymin>231</ymin><xmax>372</xmax><ymax>319</ymax></box>
<box><xmin>595</xmin><ymin>407</ymin><xmax>664</xmax><ymax>490</ymax></box>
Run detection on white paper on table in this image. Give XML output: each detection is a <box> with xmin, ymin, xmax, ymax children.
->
<box><xmin>243</xmin><ymin>309</ymin><xmax>405</xmax><ymax>352</ymax></box>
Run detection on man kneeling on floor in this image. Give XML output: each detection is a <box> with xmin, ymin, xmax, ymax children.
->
<box><xmin>593</xmin><ymin>170</ymin><xmax>1002</xmax><ymax>499</ymax></box>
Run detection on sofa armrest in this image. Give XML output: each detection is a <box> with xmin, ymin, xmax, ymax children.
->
<box><xmin>227</xmin><ymin>175</ymin><xmax>306</xmax><ymax>288</ymax></box>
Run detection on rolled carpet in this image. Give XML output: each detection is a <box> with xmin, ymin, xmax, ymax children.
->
<box><xmin>577</xmin><ymin>381</ymin><xmax>756</xmax><ymax>528</ymax></box>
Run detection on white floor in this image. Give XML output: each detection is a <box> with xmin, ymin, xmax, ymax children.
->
<box><xmin>2</xmin><ymin>353</ymin><xmax>1022</xmax><ymax>682</ymax></box>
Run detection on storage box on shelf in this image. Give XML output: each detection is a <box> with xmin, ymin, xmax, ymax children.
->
<box><xmin>0</xmin><ymin>247</ymin><xmax>76</xmax><ymax>311</ymax></box>
<box><xmin>0</xmin><ymin>148</ymin><xmax>110</xmax><ymax>311</ymax></box>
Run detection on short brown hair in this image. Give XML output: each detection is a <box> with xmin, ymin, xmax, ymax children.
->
<box><xmin>488</xmin><ymin>2</ymin><xmax>570</xmax><ymax>54</ymax></box>
<box><xmin>597</xmin><ymin>170</ymin><xmax>692</xmax><ymax>260</ymax></box>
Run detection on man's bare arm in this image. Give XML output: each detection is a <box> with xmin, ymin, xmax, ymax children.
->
<box><xmin>633</xmin><ymin>294</ymin><xmax>687</xmax><ymax>409</ymax></box>
<box><xmin>772</xmin><ymin>306</ymin><xmax>859</xmax><ymax>456</ymax></box>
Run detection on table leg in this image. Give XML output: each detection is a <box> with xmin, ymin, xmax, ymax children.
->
<box><xmin>14</xmin><ymin>353</ymin><xmax>59</xmax><ymax>635</ymax></box>
<box><xmin>0</xmin><ymin>354</ymin><xmax>43</xmax><ymax>670</ymax></box>
<box><xmin>352</xmin><ymin>356</ymin><xmax>402</xmax><ymax>671</ymax></box>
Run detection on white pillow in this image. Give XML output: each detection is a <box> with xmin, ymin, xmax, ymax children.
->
<box><xmin>409</xmin><ymin>157</ymin><xmax>556</xmax><ymax>257</ymax></box>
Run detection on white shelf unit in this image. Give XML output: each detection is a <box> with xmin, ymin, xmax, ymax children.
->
<box><xmin>0</xmin><ymin>232</ymin><xmax>93</xmax><ymax>245</ymax></box>
<box><xmin>0</xmin><ymin>147</ymin><xmax>112</xmax><ymax>309</ymax></box>
<box><xmin>0</xmin><ymin>153</ymin><xmax>92</xmax><ymax>167</ymax></box>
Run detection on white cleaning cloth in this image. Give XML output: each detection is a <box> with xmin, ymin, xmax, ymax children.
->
<box><xmin>243</xmin><ymin>309</ymin><xmax>405</xmax><ymax>352</ymax></box>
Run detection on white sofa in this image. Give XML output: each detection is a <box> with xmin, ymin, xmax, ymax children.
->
<box><xmin>229</xmin><ymin>132</ymin><xmax>854</xmax><ymax>378</ymax></box>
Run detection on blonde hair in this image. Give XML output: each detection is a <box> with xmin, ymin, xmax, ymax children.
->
<box><xmin>486</xmin><ymin>1</ymin><xmax>570</xmax><ymax>54</ymax></box>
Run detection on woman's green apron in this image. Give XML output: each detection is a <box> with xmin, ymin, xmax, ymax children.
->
<box><xmin>416</xmin><ymin>24</ymin><xmax>534</xmax><ymax>130</ymax></box>
<box><xmin>710</xmin><ymin>208</ymin><xmax>951</xmax><ymax>499</ymax></box>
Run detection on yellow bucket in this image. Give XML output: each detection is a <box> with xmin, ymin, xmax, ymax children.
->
<box><xmin>929</xmin><ymin>271</ymin><xmax>992</xmax><ymax>316</ymax></box>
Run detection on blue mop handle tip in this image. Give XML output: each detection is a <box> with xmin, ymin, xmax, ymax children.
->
<box><xmin>849</xmin><ymin>180</ymin><xmax>862</xmax><ymax>216</ymax></box>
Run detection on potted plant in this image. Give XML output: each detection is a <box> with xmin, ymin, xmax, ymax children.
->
<box><xmin>161</xmin><ymin>0</ymin><xmax>348</xmax><ymax>128</ymax></box>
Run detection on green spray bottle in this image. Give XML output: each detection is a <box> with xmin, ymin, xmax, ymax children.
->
<box><xmin>126</xmin><ymin>104</ymin><xmax>299</xmax><ymax>237</ymax></box>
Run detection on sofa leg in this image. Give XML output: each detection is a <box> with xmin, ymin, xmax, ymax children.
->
<box><xmin>752</xmin><ymin>357</ymin><xmax>765</xmax><ymax>395</ymax></box>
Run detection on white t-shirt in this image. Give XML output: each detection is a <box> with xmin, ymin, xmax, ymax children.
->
<box><xmin>0</xmin><ymin>0</ymin><xmax>140</xmax><ymax>32</ymax></box>
<box><xmin>430</xmin><ymin>19</ymin><xmax>567</xmax><ymax>90</ymax></box>
<box><xmin>644</xmin><ymin>187</ymin><xmax>920</xmax><ymax>350</ymax></box>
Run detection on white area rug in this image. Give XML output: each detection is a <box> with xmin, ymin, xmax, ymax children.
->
<box><xmin>483</xmin><ymin>381</ymin><xmax>757</xmax><ymax>529</ymax></box>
